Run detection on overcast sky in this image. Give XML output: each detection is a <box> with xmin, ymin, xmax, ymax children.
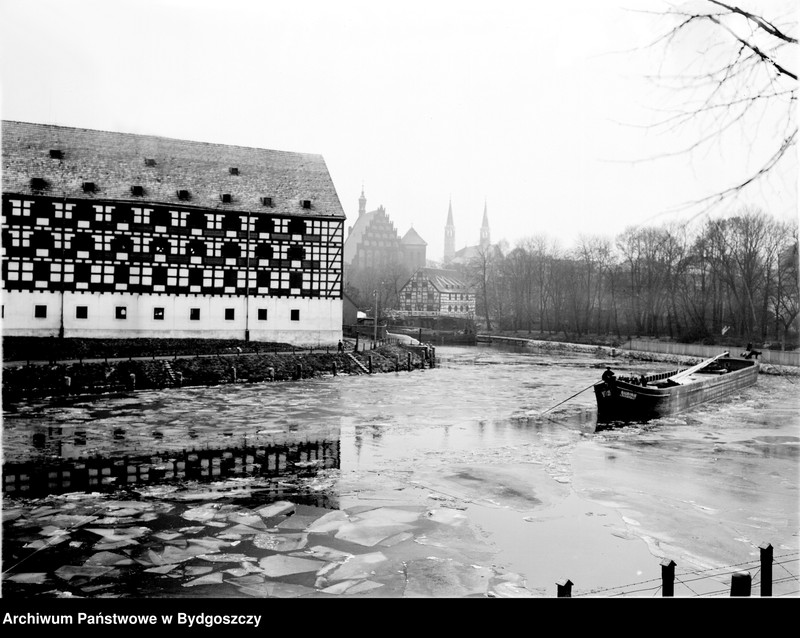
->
<box><xmin>1</xmin><ymin>0</ymin><xmax>796</xmax><ymax>262</ymax></box>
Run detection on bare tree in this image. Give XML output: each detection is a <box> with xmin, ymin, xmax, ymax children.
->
<box><xmin>640</xmin><ymin>0</ymin><xmax>796</xmax><ymax>216</ymax></box>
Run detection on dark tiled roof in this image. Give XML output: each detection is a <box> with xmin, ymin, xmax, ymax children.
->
<box><xmin>415</xmin><ymin>267</ymin><xmax>471</xmax><ymax>293</ymax></box>
<box><xmin>1</xmin><ymin>120</ymin><xmax>346</xmax><ymax>219</ymax></box>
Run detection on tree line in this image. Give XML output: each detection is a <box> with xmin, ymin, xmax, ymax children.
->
<box><xmin>461</xmin><ymin>209</ymin><xmax>798</xmax><ymax>349</ymax></box>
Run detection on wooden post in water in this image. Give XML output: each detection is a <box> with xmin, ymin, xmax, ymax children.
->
<box><xmin>407</xmin><ymin>352</ymin><xmax>412</xmax><ymax>371</ymax></box>
<box><xmin>730</xmin><ymin>571</ymin><xmax>752</xmax><ymax>596</ymax></box>
<box><xmin>660</xmin><ymin>559</ymin><xmax>676</xmax><ymax>597</ymax></box>
<box><xmin>294</xmin><ymin>364</ymin><xmax>302</xmax><ymax>380</ymax></box>
<box><xmin>759</xmin><ymin>543</ymin><xmax>773</xmax><ymax>597</ymax></box>
<box><xmin>332</xmin><ymin>362</ymin><xmax>337</xmax><ymax>376</ymax></box>
<box><xmin>368</xmin><ymin>356</ymin><xmax>373</xmax><ymax>374</ymax></box>
<box><xmin>556</xmin><ymin>579</ymin><xmax>573</xmax><ymax>598</ymax></box>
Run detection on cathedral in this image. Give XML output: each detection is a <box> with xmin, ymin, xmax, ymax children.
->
<box><xmin>343</xmin><ymin>189</ymin><xmax>426</xmax><ymax>274</ymax></box>
<box><xmin>443</xmin><ymin>199</ymin><xmax>491</xmax><ymax>265</ymax></box>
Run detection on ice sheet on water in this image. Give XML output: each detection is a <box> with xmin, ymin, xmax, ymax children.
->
<box><xmin>253</xmin><ymin>532</ymin><xmax>308</xmax><ymax>552</ymax></box>
<box><xmin>257</xmin><ymin>554</ymin><xmax>326</xmax><ymax>577</ymax></box>
<box><xmin>335</xmin><ymin>521</ymin><xmax>415</xmax><ymax>547</ymax></box>
<box><xmin>255</xmin><ymin>500</ymin><xmax>296</xmax><ymax>518</ymax></box>
<box><xmin>403</xmin><ymin>557</ymin><xmax>492</xmax><ymax>598</ymax></box>
<box><xmin>183</xmin><ymin>572</ymin><xmax>223</xmax><ymax>587</ymax></box>
<box><xmin>54</xmin><ymin>565</ymin><xmax>116</xmax><ymax>581</ymax></box>
<box><xmin>326</xmin><ymin>552</ymin><xmax>387</xmax><ymax>582</ymax></box>
<box><xmin>305</xmin><ymin>510</ymin><xmax>349</xmax><ymax>533</ymax></box>
<box><xmin>84</xmin><ymin>551</ymin><xmax>136</xmax><ymax>566</ymax></box>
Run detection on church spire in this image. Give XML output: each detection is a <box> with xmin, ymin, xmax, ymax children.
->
<box><xmin>444</xmin><ymin>197</ymin><xmax>455</xmax><ymax>263</ymax></box>
<box><xmin>480</xmin><ymin>199</ymin><xmax>490</xmax><ymax>250</ymax></box>
<box><xmin>358</xmin><ymin>184</ymin><xmax>367</xmax><ymax>216</ymax></box>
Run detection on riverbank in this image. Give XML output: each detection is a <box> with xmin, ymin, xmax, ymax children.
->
<box><xmin>1</xmin><ymin>339</ymin><xmax>431</xmax><ymax>403</ymax></box>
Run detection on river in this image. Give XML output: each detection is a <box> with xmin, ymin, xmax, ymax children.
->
<box><xmin>2</xmin><ymin>344</ymin><xmax>798</xmax><ymax>598</ymax></box>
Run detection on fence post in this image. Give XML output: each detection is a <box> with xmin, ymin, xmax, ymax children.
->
<box><xmin>759</xmin><ymin>543</ymin><xmax>773</xmax><ymax>597</ymax></box>
<box><xmin>556</xmin><ymin>579</ymin><xmax>573</xmax><ymax>598</ymax></box>
<box><xmin>730</xmin><ymin>571</ymin><xmax>752</xmax><ymax>596</ymax></box>
<box><xmin>660</xmin><ymin>559</ymin><xmax>676</xmax><ymax>597</ymax></box>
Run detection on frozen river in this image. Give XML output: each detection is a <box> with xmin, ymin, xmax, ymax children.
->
<box><xmin>2</xmin><ymin>344</ymin><xmax>798</xmax><ymax>598</ymax></box>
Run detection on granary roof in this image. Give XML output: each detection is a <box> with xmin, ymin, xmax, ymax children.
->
<box><xmin>1</xmin><ymin>120</ymin><xmax>346</xmax><ymax>219</ymax></box>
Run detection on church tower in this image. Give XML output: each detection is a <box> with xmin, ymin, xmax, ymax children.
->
<box><xmin>479</xmin><ymin>199</ymin><xmax>490</xmax><ymax>251</ymax></box>
<box><xmin>444</xmin><ymin>198</ymin><xmax>455</xmax><ymax>263</ymax></box>
<box><xmin>358</xmin><ymin>186</ymin><xmax>367</xmax><ymax>216</ymax></box>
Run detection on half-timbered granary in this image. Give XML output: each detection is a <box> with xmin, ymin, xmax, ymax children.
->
<box><xmin>1</xmin><ymin>121</ymin><xmax>345</xmax><ymax>345</ymax></box>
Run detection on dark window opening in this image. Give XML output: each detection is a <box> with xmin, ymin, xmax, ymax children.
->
<box><xmin>221</xmin><ymin>243</ymin><xmax>241</xmax><ymax>259</ymax></box>
<box><xmin>115</xmin><ymin>306</ymin><xmax>127</xmax><ymax>320</ymax></box>
<box><xmin>74</xmin><ymin>263</ymin><xmax>91</xmax><ymax>281</ymax></box>
<box><xmin>177</xmin><ymin>189</ymin><xmax>190</xmax><ymax>201</ymax></box>
<box><xmin>190</xmin><ymin>308</ymin><xmax>200</xmax><ymax>321</ymax></box>
<box><xmin>223</xmin><ymin>270</ymin><xmax>238</xmax><ymax>287</ymax></box>
<box><xmin>82</xmin><ymin>182</ymin><xmax>96</xmax><ymax>193</ymax></box>
<box><xmin>49</xmin><ymin>149</ymin><xmax>63</xmax><ymax>159</ymax></box>
<box><xmin>34</xmin><ymin>305</ymin><xmax>47</xmax><ymax>318</ymax></box>
<box><xmin>188</xmin><ymin>211</ymin><xmax>206</xmax><ymax>229</ymax></box>
<box><xmin>258</xmin><ymin>308</ymin><xmax>268</xmax><ymax>321</ymax></box>
<box><xmin>73</xmin><ymin>233</ymin><xmax>93</xmax><ymax>252</ymax></box>
<box><xmin>256</xmin><ymin>270</ymin><xmax>271</xmax><ymax>286</ymax></box>
<box><xmin>30</xmin><ymin>177</ymin><xmax>48</xmax><ymax>191</ymax></box>
<box><xmin>151</xmin><ymin>238</ymin><xmax>170</xmax><ymax>255</ymax></box>
<box><xmin>188</xmin><ymin>268</ymin><xmax>203</xmax><ymax>285</ymax></box>
<box><xmin>224</xmin><ymin>308</ymin><xmax>235</xmax><ymax>320</ymax></box>
<box><xmin>111</xmin><ymin>236</ymin><xmax>132</xmax><ymax>253</ymax></box>
<box><xmin>290</xmin><ymin>309</ymin><xmax>300</xmax><ymax>321</ymax></box>
<box><xmin>254</xmin><ymin>243</ymin><xmax>272</xmax><ymax>260</ymax></box>
<box><xmin>222</xmin><ymin>214</ymin><xmax>239</xmax><ymax>232</ymax></box>
<box><xmin>151</xmin><ymin>208</ymin><xmax>171</xmax><ymax>227</ymax></box>
<box><xmin>187</xmin><ymin>240</ymin><xmax>206</xmax><ymax>257</ymax></box>
<box><xmin>301</xmin><ymin>200</ymin><xmax>312</xmax><ymax>209</ymax></box>
<box><xmin>255</xmin><ymin>215</ymin><xmax>272</xmax><ymax>233</ymax></box>
<box><xmin>289</xmin><ymin>271</ymin><xmax>303</xmax><ymax>288</ymax></box>
<box><xmin>145</xmin><ymin>158</ymin><xmax>157</xmax><ymax>167</ymax></box>
<box><xmin>115</xmin><ymin>264</ymin><xmax>129</xmax><ymax>281</ymax></box>
<box><xmin>152</xmin><ymin>267</ymin><xmax>168</xmax><ymax>285</ymax></box>
<box><xmin>33</xmin><ymin>262</ymin><xmax>50</xmax><ymax>280</ymax></box>
<box><xmin>288</xmin><ymin>217</ymin><xmax>305</xmax><ymax>234</ymax></box>
<box><xmin>221</xmin><ymin>193</ymin><xmax>232</xmax><ymax>203</ymax></box>
<box><xmin>153</xmin><ymin>307</ymin><xmax>165</xmax><ymax>320</ymax></box>
<box><xmin>76</xmin><ymin>306</ymin><xmax>88</xmax><ymax>319</ymax></box>
<box><xmin>229</xmin><ymin>167</ymin><xmax>239</xmax><ymax>175</ymax></box>
<box><xmin>131</xmin><ymin>185</ymin><xmax>145</xmax><ymax>197</ymax></box>
<box><xmin>261</xmin><ymin>197</ymin><xmax>273</xmax><ymax>207</ymax></box>
<box><xmin>32</xmin><ymin>230</ymin><xmax>54</xmax><ymax>249</ymax></box>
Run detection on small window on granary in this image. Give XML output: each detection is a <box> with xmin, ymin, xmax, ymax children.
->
<box><xmin>34</xmin><ymin>305</ymin><xmax>47</xmax><ymax>318</ymax></box>
<box><xmin>221</xmin><ymin>194</ymin><xmax>232</xmax><ymax>204</ymax></box>
<box><xmin>177</xmin><ymin>190</ymin><xmax>190</xmax><ymax>201</ymax></box>
<box><xmin>145</xmin><ymin>158</ymin><xmax>157</xmax><ymax>167</ymax></box>
<box><xmin>82</xmin><ymin>182</ymin><xmax>96</xmax><ymax>193</ymax></box>
<box><xmin>229</xmin><ymin>167</ymin><xmax>239</xmax><ymax>175</ymax></box>
<box><xmin>261</xmin><ymin>197</ymin><xmax>273</xmax><ymax>207</ymax></box>
<box><xmin>301</xmin><ymin>199</ymin><xmax>312</xmax><ymax>209</ymax></box>
<box><xmin>30</xmin><ymin>177</ymin><xmax>48</xmax><ymax>191</ymax></box>
<box><xmin>49</xmin><ymin>149</ymin><xmax>63</xmax><ymax>159</ymax></box>
<box><xmin>131</xmin><ymin>185</ymin><xmax>145</xmax><ymax>197</ymax></box>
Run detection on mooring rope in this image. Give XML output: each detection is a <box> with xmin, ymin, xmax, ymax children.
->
<box><xmin>539</xmin><ymin>382</ymin><xmax>597</xmax><ymax>416</ymax></box>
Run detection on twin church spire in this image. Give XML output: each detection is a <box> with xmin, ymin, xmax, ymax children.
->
<box><xmin>444</xmin><ymin>198</ymin><xmax>490</xmax><ymax>263</ymax></box>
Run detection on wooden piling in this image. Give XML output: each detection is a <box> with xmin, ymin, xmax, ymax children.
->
<box><xmin>759</xmin><ymin>543</ymin><xmax>773</xmax><ymax>597</ymax></box>
<box><xmin>730</xmin><ymin>571</ymin><xmax>752</xmax><ymax>596</ymax></box>
<box><xmin>556</xmin><ymin>579</ymin><xmax>573</xmax><ymax>597</ymax></box>
<box><xmin>660</xmin><ymin>559</ymin><xmax>676</xmax><ymax>597</ymax></box>
<box><xmin>368</xmin><ymin>356</ymin><xmax>373</xmax><ymax>374</ymax></box>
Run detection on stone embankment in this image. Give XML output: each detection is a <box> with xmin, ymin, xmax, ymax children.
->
<box><xmin>1</xmin><ymin>342</ymin><xmax>430</xmax><ymax>403</ymax></box>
